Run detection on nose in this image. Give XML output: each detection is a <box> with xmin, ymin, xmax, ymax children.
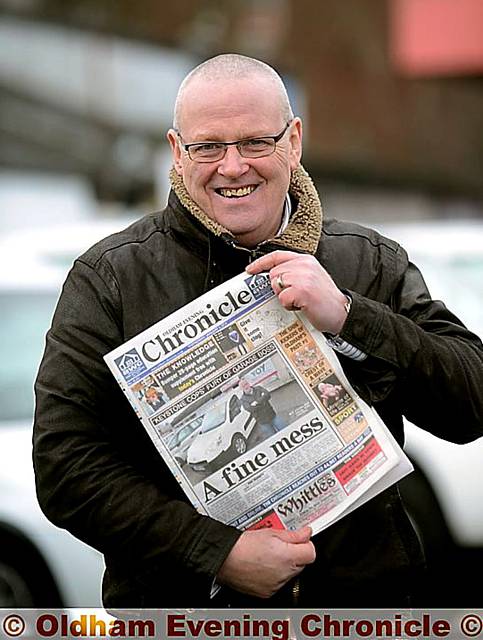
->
<box><xmin>217</xmin><ymin>145</ymin><xmax>250</xmax><ymax>179</ymax></box>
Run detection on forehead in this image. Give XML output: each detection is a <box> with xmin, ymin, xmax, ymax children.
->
<box><xmin>178</xmin><ymin>77</ymin><xmax>285</xmax><ymax>141</ymax></box>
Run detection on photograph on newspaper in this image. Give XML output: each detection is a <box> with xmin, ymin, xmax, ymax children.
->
<box><xmin>104</xmin><ymin>271</ymin><xmax>412</xmax><ymax>536</ymax></box>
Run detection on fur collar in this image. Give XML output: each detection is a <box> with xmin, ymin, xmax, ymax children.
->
<box><xmin>169</xmin><ymin>164</ymin><xmax>323</xmax><ymax>254</ymax></box>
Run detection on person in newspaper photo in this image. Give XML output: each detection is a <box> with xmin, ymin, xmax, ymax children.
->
<box><xmin>239</xmin><ymin>376</ymin><xmax>286</xmax><ymax>437</ymax></box>
<box><xmin>144</xmin><ymin>386</ymin><xmax>165</xmax><ymax>415</ymax></box>
<box><xmin>33</xmin><ymin>53</ymin><xmax>483</xmax><ymax>609</ymax></box>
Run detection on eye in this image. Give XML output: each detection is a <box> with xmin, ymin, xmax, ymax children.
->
<box><xmin>244</xmin><ymin>138</ymin><xmax>270</xmax><ymax>148</ymax></box>
<box><xmin>192</xmin><ymin>143</ymin><xmax>224</xmax><ymax>155</ymax></box>
<box><xmin>240</xmin><ymin>138</ymin><xmax>273</xmax><ymax>156</ymax></box>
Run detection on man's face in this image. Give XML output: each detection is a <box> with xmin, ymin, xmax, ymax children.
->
<box><xmin>146</xmin><ymin>388</ymin><xmax>158</xmax><ymax>401</ymax></box>
<box><xmin>167</xmin><ymin>77</ymin><xmax>302</xmax><ymax>247</ymax></box>
<box><xmin>239</xmin><ymin>379</ymin><xmax>253</xmax><ymax>394</ymax></box>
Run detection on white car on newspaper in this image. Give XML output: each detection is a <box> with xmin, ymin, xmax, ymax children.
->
<box><xmin>0</xmin><ymin>217</ymin><xmax>135</xmax><ymax>606</ymax></box>
<box><xmin>187</xmin><ymin>393</ymin><xmax>257</xmax><ymax>471</ymax></box>
<box><xmin>167</xmin><ymin>414</ymin><xmax>204</xmax><ymax>464</ymax></box>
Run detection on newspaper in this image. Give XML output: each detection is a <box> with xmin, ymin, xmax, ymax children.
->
<box><xmin>104</xmin><ymin>271</ymin><xmax>413</xmax><ymax>535</ymax></box>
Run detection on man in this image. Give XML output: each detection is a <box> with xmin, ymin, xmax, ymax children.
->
<box><xmin>317</xmin><ymin>381</ymin><xmax>344</xmax><ymax>409</ymax></box>
<box><xmin>239</xmin><ymin>377</ymin><xmax>285</xmax><ymax>437</ymax></box>
<box><xmin>144</xmin><ymin>386</ymin><xmax>164</xmax><ymax>414</ymax></box>
<box><xmin>33</xmin><ymin>54</ymin><xmax>483</xmax><ymax>608</ymax></box>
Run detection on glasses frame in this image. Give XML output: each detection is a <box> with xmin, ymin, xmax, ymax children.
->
<box><xmin>176</xmin><ymin>121</ymin><xmax>292</xmax><ymax>163</ymax></box>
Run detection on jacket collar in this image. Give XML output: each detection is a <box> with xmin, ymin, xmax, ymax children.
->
<box><xmin>169</xmin><ymin>164</ymin><xmax>323</xmax><ymax>255</ymax></box>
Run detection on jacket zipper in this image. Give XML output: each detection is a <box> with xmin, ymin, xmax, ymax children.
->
<box><xmin>292</xmin><ymin>577</ymin><xmax>301</xmax><ymax>605</ymax></box>
<box><xmin>222</xmin><ymin>236</ymin><xmax>277</xmax><ymax>263</ymax></box>
<box><xmin>223</xmin><ymin>239</ymin><xmax>258</xmax><ymax>262</ymax></box>
<box><xmin>223</xmin><ymin>231</ymin><xmax>302</xmax><ymax>606</ymax></box>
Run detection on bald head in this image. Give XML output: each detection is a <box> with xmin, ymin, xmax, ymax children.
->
<box><xmin>173</xmin><ymin>54</ymin><xmax>294</xmax><ymax>131</ymax></box>
<box><xmin>167</xmin><ymin>53</ymin><xmax>303</xmax><ymax>248</ymax></box>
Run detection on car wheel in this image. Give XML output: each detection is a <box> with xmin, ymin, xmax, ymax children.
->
<box><xmin>0</xmin><ymin>532</ymin><xmax>63</xmax><ymax>607</ymax></box>
<box><xmin>0</xmin><ymin>560</ymin><xmax>36</xmax><ymax>607</ymax></box>
<box><xmin>398</xmin><ymin>460</ymin><xmax>454</xmax><ymax>561</ymax></box>
<box><xmin>398</xmin><ymin>460</ymin><xmax>475</xmax><ymax>607</ymax></box>
<box><xmin>231</xmin><ymin>434</ymin><xmax>247</xmax><ymax>456</ymax></box>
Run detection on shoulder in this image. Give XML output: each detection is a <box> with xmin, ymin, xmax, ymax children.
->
<box><xmin>318</xmin><ymin>218</ymin><xmax>410</xmax><ymax>295</ymax></box>
<box><xmin>322</xmin><ymin>218</ymin><xmax>402</xmax><ymax>254</ymax></box>
<box><xmin>257</xmin><ymin>386</ymin><xmax>269</xmax><ymax>395</ymax></box>
<box><xmin>77</xmin><ymin>211</ymin><xmax>168</xmax><ymax>271</ymax></box>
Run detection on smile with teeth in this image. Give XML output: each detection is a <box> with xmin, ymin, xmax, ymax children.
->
<box><xmin>216</xmin><ymin>185</ymin><xmax>257</xmax><ymax>198</ymax></box>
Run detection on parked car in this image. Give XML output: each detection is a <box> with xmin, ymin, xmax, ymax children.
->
<box><xmin>2</xmin><ymin>214</ymin><xmax>481</xmax><ymax>606</ymax></box>
<box><xmin>0</xmin><ymin>216</ymin><xmax>136</xmax><ymax>606</ymax></box>
<box><xmin>187</xmin><ymin>393</ymin><xmax>257</xmax><ymax>471</ymax></box>
<box><xmin>373</xmin><ymin>219</ymin><xmax>483</xmax><ymax>605</ymax></box>
<box><xmin>167</xmin><ymin>415</ymin><xmax>204</xmax><ymax>465</ymax></box>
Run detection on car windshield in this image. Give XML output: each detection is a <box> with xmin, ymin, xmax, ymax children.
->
<box><xmin>199</xmin><ymin>403</ymin><xmax>227</xmax><ymax>434</ymax></box>
<box><xmin>169</xmin><ymin>421</ymin><xmax>198</xmax><ymax>448</ymax></box>
<box><xmin>166</xmin><ymin>433</ymin><xmax>176</xmax><ymax>449</ymax></box>
<box><xmin>0</xmin><ymin>291</ymin><xmax>58</xmax><ymax>422</ymax></box>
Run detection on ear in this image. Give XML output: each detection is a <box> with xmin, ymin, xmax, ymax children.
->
<box><xmin>288</xmin><ymin>117</ymin><xmax>303</xmax><ymax>171</ymax></box>
<box><xmin>167</xmin><ymin>129</ymin><xmax>184</xmax><ymax>175</ymax></box>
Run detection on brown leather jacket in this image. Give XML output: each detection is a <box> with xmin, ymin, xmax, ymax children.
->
<box><xmin>33</xmin><ymin>168</ymin><xmax>483</xmax><ymax>608</ymax></box>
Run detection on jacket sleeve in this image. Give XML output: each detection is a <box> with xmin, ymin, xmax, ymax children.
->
<box><xmin>33</xmin><ymin>258</ymin><xmax>241</xmax><ymax>589</ymax></box>
<box><xmin>339</xmin><ymin>247</ymin><xmax>483</xmax><ymax>444</ymax></box>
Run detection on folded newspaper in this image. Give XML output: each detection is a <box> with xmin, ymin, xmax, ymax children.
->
<box><xmin>104</xmin><ymin>271</ymin><xmax>412</xmax><ymax>535</ymax></box>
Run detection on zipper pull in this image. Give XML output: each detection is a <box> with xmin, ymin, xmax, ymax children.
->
<box><xmin>292</xmin><ymin>576</ymin><xmax>301</xmax><ymax>605</ymax></box>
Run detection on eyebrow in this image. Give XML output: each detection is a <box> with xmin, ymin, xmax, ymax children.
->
<box><xmin>189</xmin><ymin>130</ymin><xmax>276</xmax><ymax>143</ymax></box>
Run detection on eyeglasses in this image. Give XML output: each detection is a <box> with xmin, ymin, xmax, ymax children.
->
<box><xmin>177</xmin><ymin>121</ymin><xmax>292</xmax><ymax>163</ymax></box>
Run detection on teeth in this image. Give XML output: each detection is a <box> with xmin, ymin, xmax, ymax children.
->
<box><xmin>219</xmin><ymin>186</ymin><xmax>256</xmax><ymax>198</ymax></box>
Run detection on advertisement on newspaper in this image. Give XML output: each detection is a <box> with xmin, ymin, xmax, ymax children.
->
<box><xmin>104</xmin><ymin>271</ymin><xmax>412</xmax><ymax>536</ymax></box>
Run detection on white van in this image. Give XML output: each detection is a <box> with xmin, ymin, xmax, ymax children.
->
<box><xmin>187</xmin><ymin>393</ymin><xmax>257</xmax><ymax>471</ymax></box>
<box><xmin>168</xmin><ymin>415</ymin><xmax>204</xmax><ymax>464</ymax></box>
<box><xmin>372</xmin><ymin>220</ymin><xmax>483</xmax><ymax>561</ymax></box>
<box><xmin>0</xmin><ymin>217</ymin><xmax>136</xmax><ymax>606</ymax></box>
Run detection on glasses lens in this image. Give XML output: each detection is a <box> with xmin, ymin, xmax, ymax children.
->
<box><xmin>189</xmin><ymin>143</ymin><xmax>225</xmax><ymax>162</ymax></box>
<box><xmin>239</xmin><ymin>139</ymin><xmax>275</xmax><ymax>158</ymax></box>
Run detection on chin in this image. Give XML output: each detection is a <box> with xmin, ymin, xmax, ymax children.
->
<box><xmin>216</xmin><ymin>213</ymin><xmax>259</xmax><ymax>233</ymax></box>
<box><xmin>226</xmin><ymin>226</ymin><xmax>256</xmax><ymax>240</ymax></box>
<box><xmin>232</xmin><ymin>228</ymin><xmax>266</xmax><ymax>247</ymax></box>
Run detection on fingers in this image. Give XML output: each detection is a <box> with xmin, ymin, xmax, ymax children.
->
<box><xmin>247</xmin><ymin>250</ymin><xmax>319</xmax><ymax>301</ymax></box>
<box><xmin>280</xmin><ymin>288</ymin><xmax>302</xmax><ymax>312</ymax></box>
<box><xmin>246</xmin><ymin>250</ymin><xmax>348</xmax><ymax>333</ymax></box>
<box><xmin>246</xmin><ymin>250</ymin><xmax>301</xmax><ymax>274</ymax></box>
<box><xmin>275</xmin><ymin>525</ymin><xmax>313</xmax><ymax>544</ymax></box>
<box><xmin>292</xmin><ymin>544</ymin><xmax>316</xmax><ymax>569</ymax></box>
<box><xmin>270</xmin><ymin>274</ymin><xmax>303</xmax><ymax>312</ymax></box>
<box><xmin>216</xmin><ymin>526</ymin><xmax>316</xmax><ymax>598</ymax></box>
<box><xmin>270</xmin><ymin>271</ymin><xmax>291</xmax><ymax>296</ymax></box>
<box><xmin>274</xmin><ymin>526</ymin><xmax>316</xmax><ymax>567</ymax></box>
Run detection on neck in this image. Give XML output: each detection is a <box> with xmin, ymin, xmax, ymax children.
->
<box><xmin>169</xmin><ymin>164</ymin><xmax>323</xmax><ymax>255</ymax></box>
<box><xmin>233</xmin><ymin>220</ymin><xmax>282</xmax><ymax>249</ymax></box>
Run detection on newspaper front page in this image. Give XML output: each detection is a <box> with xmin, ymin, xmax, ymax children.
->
<box><xmin>104</xmin><ymin>272</ymin><xmax>412</xmax><ymax>535</ymax></box>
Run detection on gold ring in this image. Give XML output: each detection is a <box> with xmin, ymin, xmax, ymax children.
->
<box><xmin>276</xmin><ymin>274</ymin><xmax>285</xmax><ymax>290</ymax></box>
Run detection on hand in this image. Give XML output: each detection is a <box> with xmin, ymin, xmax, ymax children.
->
<box><xmin>216</xmin><ymin>526</ymin><xmax>315</xmax><ymax>599</ymax></box>
<box><xmin>246</xmin><ymin>251</ymin><xmax>349</xmax><ymax>335</ymax></box>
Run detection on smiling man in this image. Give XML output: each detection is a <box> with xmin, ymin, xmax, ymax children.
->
<box><xmin>167</xmin><ymin>66</ymin><xmax>301</xmax><ymax>247</ymax></box>
<box><xmin>34</xmin><ymin>54</ymin><xmax>483</xmax><ymax>609</ymax></box>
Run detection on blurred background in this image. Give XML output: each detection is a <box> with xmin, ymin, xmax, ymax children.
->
<box><xmin>0</xmin><ymin>0</ymin><xmax>482</xmax><ymax>609</ymax></box>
